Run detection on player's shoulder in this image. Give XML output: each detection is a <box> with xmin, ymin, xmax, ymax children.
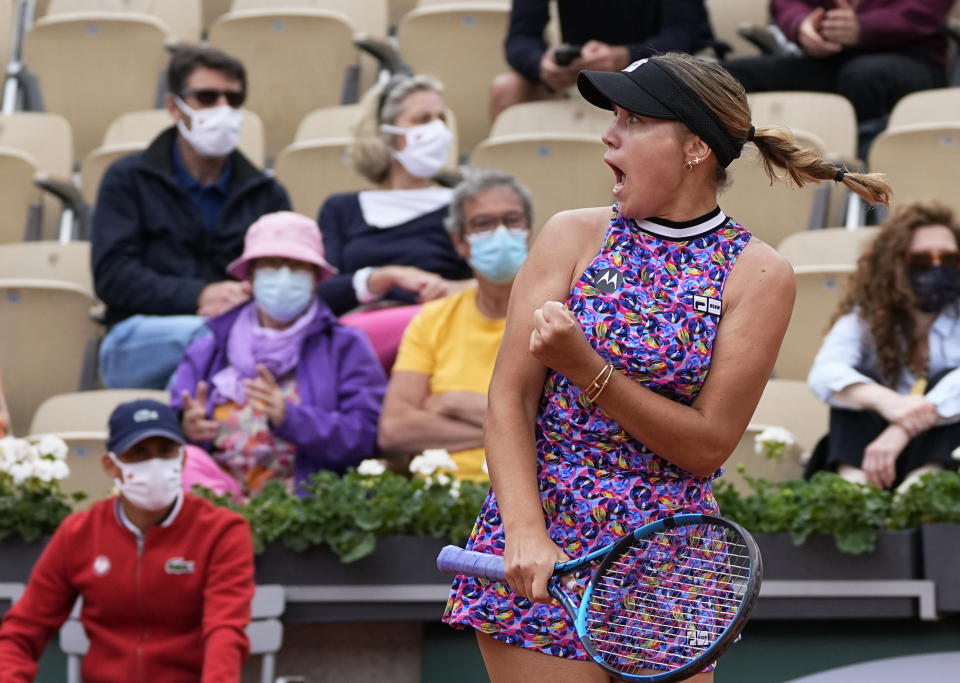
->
<box><xmin>535</xmin><ymin>206</ymin><xmax>610</xmax><ymax>246</ymax></box>
<box><xmin>728</xmin><ymin>236</ymin><xmax>796</xmax><ymax>305</ymax></box>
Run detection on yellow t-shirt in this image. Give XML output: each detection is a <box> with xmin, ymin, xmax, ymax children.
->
<box><xmin>393</xmin><ymin>288</ymin><xmax>505</xmax><ymax>481</ymax></box>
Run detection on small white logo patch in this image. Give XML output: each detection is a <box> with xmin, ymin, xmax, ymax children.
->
<box><xmin>623</xmin><ymin>58</ymin><xmax>649</xmax><ymax>73</ymax></box>
<box><xmin>93</xmin><ymin>555</ymin><xmax>111</xmax><ymax>577</ymax></box>
<box><xmin>132</xmin><ymin>409</ymin><xmax>159</xmax><ymax>423</ymax></box>
<box><xmin>687</xmin><ymin>628</ymin><xmax>712</xmax><ymax>648</ymax></box>
<box><xmin>693</xmin><ymin>295</ymin><xmax>722</xmax><ymax>316</ymax></box>
<box><xmin>164</xmin><ymin>557</ymin><xmax>195</xmax><ymax>575</ymax></box>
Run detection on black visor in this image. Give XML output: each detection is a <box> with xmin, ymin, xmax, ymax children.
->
<box><xmin>577</xmin><ymin>57</ymin><xmax>745</xmax><ymax>167</ymax></box>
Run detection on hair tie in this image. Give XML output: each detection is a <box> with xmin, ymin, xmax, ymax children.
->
<box><xmin>834</xmin><ymin>168</ymin><xmax>846</xmax><ymax>183</ymax></box>
<box><xmin>746</xmin><ymin>125</ymin><xmax>755</xmax><ymax>142</ymax></box>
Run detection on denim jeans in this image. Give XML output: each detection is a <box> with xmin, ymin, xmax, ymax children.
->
<box><xmin>99</xmin><ymin>315</ymin><xmax>210</xmax><ymax>389</ymax></box>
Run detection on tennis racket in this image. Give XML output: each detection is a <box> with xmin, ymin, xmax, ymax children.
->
<box><xmin>438</xmin><ymin>513</ymin><xmax>762</xmax><ymax>682</ymax></box>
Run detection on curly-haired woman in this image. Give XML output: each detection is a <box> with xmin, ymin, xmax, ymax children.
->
<box><xmin>808</xmin><ymin>201</ymin><xmax>960</xmax><ymax>491</ymax></box>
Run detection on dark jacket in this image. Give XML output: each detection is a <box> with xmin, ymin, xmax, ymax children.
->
<box><xmin>91</xmin><ymin>127</ymin><xmax>291</xmax><ymax>327</ymax></box>
<box><xmin>168</xmin><ymin>299</ymin><xmax>387</xmax><ymax>493</ymax></box>
<box><xmin>505</xmin><ymin>0</ymin><xmax>714</xmax><ymax>83</ymax></box>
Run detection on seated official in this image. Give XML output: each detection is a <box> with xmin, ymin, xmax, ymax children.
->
<box><xmin>170</xmin><ymin>212</ymin><xmax>387</xmax><ymax>497</ymax></box>
<box><xmin>378</xmin><ymin>170</ymin><xmax>533</xmax><ymax>480</ymax></box>
<box><xmin>92</xmin><ymin>45</ymin><xmax>291</xmax><ymax>389</ymax></box>
<box><xmin>807</xmin><ymin>201</ymin><xmax>960</xmax><ymax>491</ymax></box>
<box><xmin>0</xmin><ymin>400</ymin><xmax>255</xmax><ymax>681</ymax></box>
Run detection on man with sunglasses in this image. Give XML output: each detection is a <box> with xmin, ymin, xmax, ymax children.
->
<box><xmin>92</xmin><ymin>46</ymin><xmax>291</xmax><ymax>389</ymax></box>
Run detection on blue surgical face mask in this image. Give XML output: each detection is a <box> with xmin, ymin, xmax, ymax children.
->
<box><xmin>466</xmin><ymin>225</ymin><xmax>528</xmax><ymax>283</ymax></box>
<box><xmin>253</xmin><ymin>266</ymin><xmax>314</xmax><ymax>323</ymax></box>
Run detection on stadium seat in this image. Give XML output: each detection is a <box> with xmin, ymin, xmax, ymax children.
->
<box><xmin>721</xmin><ymin>130</ymin><xmax>832</xmax><ymax>247</ymax></box>
<box><xmin>45</xmin><ymin>0</ymin><xmax>202</xmax><ymax>43</ymax></box>
<box><xmin>868</xmin><ymin>122</ymin><xmax>960</xmax><ymax>215</ymax></box>
<box><xmin>774</xmin><ymin>264</ymin><xmax>855</xmax><ymax>381</ymax></box>
<box><xmin>201</xmin><ymin>0</ymin><xmax>232</xmax><ymax>33</ymax></box>
<box><xmin>718</xmin><ymin>378</ymin><xmax>828</xmax><ymax>494</ymax></box>
<box><xmin>0</xmin><ymin>148</ymin><xmax>44</xmax><ymax>244</ymax></box>
<box><xmin>80</xmin><ymin>108</ymin><xmax>266</xmax><ymax>203</ymax></box>
<box><xmin>704</xmin><ymin>0</ymin><xmax>770</xmax><ymax>59</ymax></box>
<box><xmin>0</xmin><ymin>240</ymin><xmax>92</xmax><ymax>290</ymax></box>
<box><xmin>0</xmin><ymin>1</ymin><xmax>15</xmax><ymax>76</ymax></box>
<box><xmin>748</xmin><ymin>91</ymin><xmax>859</xmax><ymax>163</ymax></box>
<box><xmin>231</xmin><ymin>0</ymin><xmax>388</xmax><ymax>39</ymax></box>
<box><xmin>208</xmin><ymin>8</ymin><xmax>358</xmax><ymax>159</ymax></box>
<box><xmin>274</xmin><ymin>140</ymin><xmax>375</xmax><ymax>217</ymax></box>
<box><xmin>888</xmin><ymin>87</ymin><xmax>960</xmax><ymax>130</ymax></box>
<box><xmin>489</xmin><ymin>98</ymin><xmax>611</xmax><ymax>139</ymax></box>
<box><xmin>60</xmin><ymin>585</ymin><xmax>286</xmax><ymax>683</ymax></box>
<box><xmin>397</xmin><ymin>3</ymin><xmax>510</xmax><ymax>156</ymax></box>
<box><xmin>0</xmin><ymin>279</ymin><xmax>100</xmax><ymax>435</ymax></box>
<box><xmin>777</xmin><ymin>226</ymin><xmax>878</xmax><ymax>268</ymax></box>
<box><xmin>470</xmin><ymin>132</ymin><xmax>610</xmax><ymax>234</ymax></box>
<box><xmin>293</xmin><ymin>103</ymin><xmax>363</xmax><ymax>141</ymax></box>
<box><xmin>27</xmin><ymin>389</ymin><xmax>169</xmax><ymax>505</ymax></box>
<box><xmin>22</xmin><ymin>13</ymin><xmax>170</xmax><ymax>160</ymax></box>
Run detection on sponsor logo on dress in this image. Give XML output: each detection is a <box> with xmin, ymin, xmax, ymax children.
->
<box><xmin>164</xmin><ymin>557</ymin><xmax>195</xmax><ymax>575</ymax></box>
<box><xmin>686</xmin><ymin>628</ymin><xmax>712</xmax><ymax>648</ymax></box>
<box><xmin>692</xmin><ymin>294</ymin><xmax>722</xmax><ymax>316</ymax></box>
<box><xmin>592</xmin><ymin>267</ymin><xmax>623</xmax><ymax>293</ymax></box>
<box><xmin>93</xmin><ymin>555</ymin><xmax>111</xmax><ymax>577</ymax></box>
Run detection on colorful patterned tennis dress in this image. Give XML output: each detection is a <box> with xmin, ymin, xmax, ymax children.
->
<box><xmin>442</xmin><ymin>203</ymin><xmax>752</xmax><ymax>666</ymax></box>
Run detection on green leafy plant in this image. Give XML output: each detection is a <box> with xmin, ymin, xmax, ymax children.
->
<box><xmin>197</xmin><ymin>455</ymin><xmax>488</xmax><ymax>562</ymax></box>
<box><xmin>715</xmin><ymin>471</ymin><xmax>893</xmax><ymax>554</ymax></box>
<box><xmin>888</xmin><ymin>469</ymin><xmax>960</xmax><ymax>529</ymax></box>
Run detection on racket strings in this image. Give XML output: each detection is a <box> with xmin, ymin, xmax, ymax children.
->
<box><xmin>584</xmin><ymin>525</ymin><xmax>752</xmax><ymax>676</ymax></box>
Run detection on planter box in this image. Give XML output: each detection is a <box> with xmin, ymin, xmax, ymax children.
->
<box><xmin>0</xmin><ymin>536</ymin><xmax>50</xmax><ymax>583</ymax></box>
<box><xmin>920</xmin><ymin>523</ymin><xmax>960</xmax><ymax>613</ymax></box>
<box><xmin>753</xmin><ymin>530</ymin><xmax>921</xmax><ymax>620</ymax></box>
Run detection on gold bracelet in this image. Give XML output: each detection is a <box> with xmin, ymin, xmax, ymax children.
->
<box><xmin>583</xmin><ymin>364</ymin><xmax>614</xmax><ymax>406</ymax></box>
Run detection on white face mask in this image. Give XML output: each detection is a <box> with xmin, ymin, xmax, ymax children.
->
<box><xmin>253</xmin><ymin>266</ymin><xmax>315</xmax><ymax>323</ymax></box>
<box><xmin>380</xmin><ymin>119</ymin><xmax>453</xmax><ymax>178</ymax></box>
<box><xmin>109</xmin><ymin>450</ymin><xmax>183</xmax><ymax>512</ymax></box>
<box><xmin>175</xmin><ymin>96</ymin><xmax>244</xmax><ymax>158</ymax></box>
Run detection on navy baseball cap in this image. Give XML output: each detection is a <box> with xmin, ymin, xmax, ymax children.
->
<box><xmin>107</xmin><ymin>399</ymin><xmax>185</xmax><ymax>454</ymax></box>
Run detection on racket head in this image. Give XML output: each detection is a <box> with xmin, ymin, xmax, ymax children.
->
<box><xmin>574</xmin><ymin>514</ymin><xmax>762</xmax><ymax>682</ymax></box>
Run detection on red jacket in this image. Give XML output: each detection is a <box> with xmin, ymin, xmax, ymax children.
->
<box><xmin>0</xmin><ymin>494</ymin><xmax>254</xmax><ymax>682</ymax></box>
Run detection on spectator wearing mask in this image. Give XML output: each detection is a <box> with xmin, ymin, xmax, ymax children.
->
<box><xmin>170</xmin><ymin>212</ymin><xmax>386</xmax><ymax>497</ymax></box>
<box><xmin>378</xmin><ymin>170</ymin><xmax>533</xmax><ymax>480</ymax></box>
<box><xmin>0</xmin><ymin>400</ymin><xmax>255</xmax><ymax>681</ymax></box>
<box><xmin>723</xmin><ymin>0</ymin><xmax>953</xmax><ymax>158</ymax></box>
<box><xmin>317</xmin><ymin>74</ymin><xmax>474</xmax><ymax>368</ymax></box>
<box><xmin>807</xmin><ymin>201</ymin><xmax>960</xmax><ymax>491</ymax></box>
<box><xmin>92</xmin><ymin>46</ymin><xmax>291</xmax><ymax>389</ymax></box>
<box><xmin>490</xmin><ymin>0</ymin><xmax>713</xmax><ymax>118</ymax></box>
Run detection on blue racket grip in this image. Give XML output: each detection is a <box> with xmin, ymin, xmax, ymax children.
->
<box><xmin>437</xmin><ymin>545</ymin><xmax>507</xmax><ymax>582</ymax></box>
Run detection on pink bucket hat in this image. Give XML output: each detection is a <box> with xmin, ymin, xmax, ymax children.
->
<box><xmin>227</xmin><ymin>211</ymin><xmax>338</xmax><ymax>281</ymax></box>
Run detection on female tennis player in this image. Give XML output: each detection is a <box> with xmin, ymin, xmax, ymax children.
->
<box><xmin>442</xmin><ymin>52</ymin><xmax>891</xmax><ymax>681</ymax></box>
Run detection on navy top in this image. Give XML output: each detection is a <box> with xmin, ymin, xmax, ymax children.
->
<box><xmin>171</xmin><ymin>140</ymin><xmax>233</xmax><ymax>231</ymax></box>
<box><xmin>506</xmin><ymin>0</ymin><xmax>714</xmax><ymax>83</ymax></box>
<box><xmin>316</xmin><ymin>192</ymin><xmax>473</xmax><ymax>316</ymax></box>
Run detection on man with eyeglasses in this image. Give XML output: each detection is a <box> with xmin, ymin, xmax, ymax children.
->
<box><xmin>92</xmin><ymin>46</ymin><xmax>291</xmax><ymax>389</ymax></box>
<box><xmin>378</xmin><ymin>170</ymin><xmax>534</xmax><ymax>480</ymax></box>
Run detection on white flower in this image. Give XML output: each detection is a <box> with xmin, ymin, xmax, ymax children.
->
<box><xmin>449</xmin><ymin>479</ymin><xmax>462</xmax><ymax>500</ymax></box>
<box><xmin>952</xmin><ymin>444</ymin><xmax>960</xmax><ymax>461</ymax></box>
<box><xmin>753</xmin><ymin>426</ymin><xmax>798</xmax><ymax>462</ymax></box>
<box><xmin>34</xmin><ymin>435</ymin><xmax>68</xmax><ymax>461</ymax></box>
<box><xmin>357</xmin><ymin>459</ymin><xmax>386</xmax><ymax>476</ymax></box>
<box><xmin>409</xmin><ymin>448</ymin><xmax>458</xmax><ymax>477</ymax></box>
<box><xmin>0</xmin><ymin>437</ymin><xmax>33</xmax><ymax>468</ymax></box>
<box><xmin>435</xmin><ymin>472</ymin><xmax>451</xmax><ymax>486</ymax></box>
<box><xmin>8</xmin><ymin>461</ymin><xmax>33</xmax><ymax>486</ymax></box>
<box><xmin>34</xmin><ymin>458</ymin><xmax>69</xmax><ymax>482</ymax></box>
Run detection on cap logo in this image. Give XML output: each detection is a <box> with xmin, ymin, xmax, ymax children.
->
<box><xmin>623</xmin><ymin>59</ymin><xmax>648</xmax><ymax>73</ymax></box>
<box><xmin>93</xmin><ymin>555</ymin><xmax>111</xmax><ymax>577</ymax></box>
<box><xmin>133</xmin><ymin>409</ymin><xmax>159</xmax><ymax>423</ymax></box>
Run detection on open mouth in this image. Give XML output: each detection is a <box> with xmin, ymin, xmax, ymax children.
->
<box><xmin>606</xmin><ymin>160</ymin><xmax>626</xmax><ymax>192</ymax></box>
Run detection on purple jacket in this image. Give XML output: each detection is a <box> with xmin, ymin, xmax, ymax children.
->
<box><xmin>169</xmin><ymin>298</ymin><xmax>387</xmax><ymax>493</ymax></box>
<box><xmin>773</xmin><ymin>0</ymin><xmax>953</xmax><ymax>65</ymax></box>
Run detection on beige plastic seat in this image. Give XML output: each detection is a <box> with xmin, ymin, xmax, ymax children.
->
<box><xmin>294</xmin><ymin>103</ymin><xmax>363</xmax><ymax>142</ymax></box>
<box><xmin>489</xmin><ymin>98</ymin><xmax>611</xmax><ymax>139</ymax></box>
<box><xmin>0</xmin><ymin>148</ymin><xmax>44</xmax><ymax>244</ymax></box>
<box><xmin>888</xmin><ymin>88</ymin><xmax>960</xmax><ymax>129</ymax></box>
<box><xmin>774</xmin><ymin>265</ymin><xmax>855</xmax><ymax>382</ymax></box>
<box><xmin>704</xmin><ymin>0</ymin><xmax>770</xmax><ymax>59</ymax></box>
<box><xmin>748</xmin><ymin>91</ymin><xmax>859</xmax><ymax>162</ymax></box>
<box><xmin>0</xmin><ymin>1</ymin><xmax>15</xmax><ymax>75</ymax></box>
<box><xmin>868</xmin><ymin>122</ymin><xmax>960</xmax><ymax>215</ymax></box>
<box><xmin>80</xmin><ymin>109</ymin><xmax>266</xmax><ymax>203</ymax></box>
<box><xmin>46</xmin><ymin>0</ymin><xmax>202</xmax><ymax>43</ymax></box>
<box><xmin>273</xmin><ymin>140</ymin><xmax>375</xmax><ymax>217</ymax></box>
<box><xmin>777</xmin><ymin>226</ymin><xmax>879</xmax><ymax>268</ymax></box>
<box><xmin>718</xmin><ymin>379</ymin><xmax>828</xmax><ymax>494</ymax></box>
<box><xmin>23</xmin><ymin>13</ymin><xmax>171</xmax><ymax>160</ymax></box>
<box><xmin>470</xmin><ymin>133</ymin><xmax>610</xmax><ymax>234</ymax></box>
<box><xmin>0</xmin><ymin>279</ymin><xmax>100</xmax><ymax>435</ymax></box>
<box><xmin>28</xmin><ymin>389</ymin><xmax>169</xmax><ymax>505</ymax></box>
<box><xmin>208</xmin><ymin>8</ymin><xmax>357</xmax><ymax>159</ymax></box>
<box><xmin>722</xmin><ymin>130</ymin><xmax>831</xmax><ymax>248</ymax></box>
<box><xmin>202</xmin><ymin>0</ymin><xmax>232</xmax><ymax>32</ymax></box>
<box><xmin>0</xmin><ymin>241</ymin><xmax>92</xmax><ymax>290</ymax></box>
<box><xmin>397</xmin><ymin>3</ymin><xmax>510</xmax><ymax>156</ymax></box>
<box><xmin>231</xmin><ymin>0</ymin><xmax>388</xmax><ymax>38</ymax></box>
